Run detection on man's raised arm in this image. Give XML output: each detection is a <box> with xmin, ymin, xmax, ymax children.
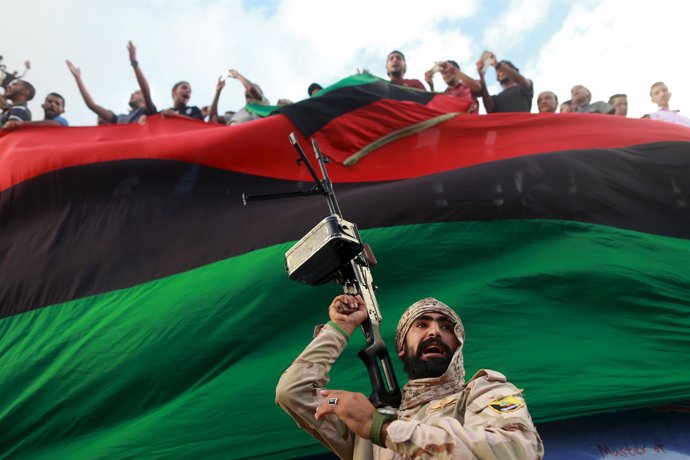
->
<box><xmin>447</xmin><ymin>62</ymin><xmax>482</xmax><ymax>94</ymax></box>
<box><xmin>208</xmin><ymin>76</ymin><xmax>225</xmax><ymax>123</ymax></box>
<box><xmin>66</xmin><ymin>60</ymin><xmax>115</xmax><ymax>123</ymax></box>
<box><xmin>127</xmin><ymin>41</ymin><xmax>157</xmax><ymax>115</ymax></box>
<box><xmin>313</xmin><ymin>294</ymin><xmax>543</xmax><ymax>459</ymax></box>
<box><xmin>228</xmin><ymin>69</ymin><xmax>264</xmax><ymax>101</ymax></box>
<box><xmin>496</xmin><ymin>60</ymin><xmax>532</xmax><ymax>93</ymax></box>
<box><xmin>476</xmin><ymin>52</ymin><xmax>497</xmax><ymax>113</ymax></box>
<box><xmin>276</xmin><ymin>295</ymin><xmax>371</xmax><ymax>459</ymax></box>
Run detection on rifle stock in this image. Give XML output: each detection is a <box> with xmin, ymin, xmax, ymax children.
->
<box><xmin>340</xmin><ymin>256</ymin><xmax>401</xmax><ymax>408</ymax></box>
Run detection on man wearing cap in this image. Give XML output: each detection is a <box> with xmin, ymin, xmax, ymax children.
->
<box><xmin>276</xmin><ymin>295</ymin><xmax>544</xmax><ymax>459</ymax></box>
<box><xmin>308</xmin><ymin>83</ymin><xmax>323</xmax><ymax>97</ymax></box>
<box><xmin>386</xmin><ymin>50</ymin><xmax>425</xmax><ymax>90</ymax></box>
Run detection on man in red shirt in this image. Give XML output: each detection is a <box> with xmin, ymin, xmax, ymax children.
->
<box><xmin>426</xmin><ymin>60</ymin><xmax>481</xmax><ymax>113</ymax></box>
<box><xmin>386</xmin><ymin>50</ymin><xmax>425</xmax><ymax>90</ymax></box>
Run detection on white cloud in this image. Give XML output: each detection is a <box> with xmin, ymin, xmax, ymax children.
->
<box><xmin>1</xmin><ymin>0</ymin><xmax>688</xmax><ymax>124</ymax></box>
<box><xmin>483</xmin><ymin>0</ymin><xmax>553</xmax><ymax>52</ymax></box>
<box><xmin>2</xmin><ymin>0</ymin><xmax>484</xmax><ymax>125</ymax></box>
<box><xmin>529</xmin><ymin>0</ymin><xmax>690</xmax><ymax>117</ymax></box>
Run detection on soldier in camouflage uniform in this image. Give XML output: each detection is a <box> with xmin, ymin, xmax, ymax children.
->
<box><xmin>276</xmin><ymin>295</ymin><xmax>544</xmax><ymax>459</ymax></box>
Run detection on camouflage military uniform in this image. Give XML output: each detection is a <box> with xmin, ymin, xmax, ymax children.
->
<box><xmin>276</xmin><ymin>299</ymin><xmax>544</xmax><ymax>460</ymax></box>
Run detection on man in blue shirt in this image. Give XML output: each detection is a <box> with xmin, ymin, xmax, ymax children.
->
<box><xmin>42</xmin><ymin>93</ymin><xmax>69</xmax><ymax>126</ymax></box>
<box><xmin>2</xmin><ymin>92</ymin><xmax>68</xmax><ymax>129</ymax></box>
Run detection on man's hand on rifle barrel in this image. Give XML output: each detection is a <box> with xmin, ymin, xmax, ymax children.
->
<box><xmin>329</xmin><ymin>294</ymin><xmax>367</xmax><ymax>336</ymax></box>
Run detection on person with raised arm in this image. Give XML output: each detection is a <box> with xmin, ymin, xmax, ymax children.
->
<box><xmin>426</xmin><ymin>60</ymin><xmax>481</xmax><ymax>113</ymax></box>
<box><xmin>276</xmin><ymin>295</ymin><xmax>544</xmax><ymax>459</ymax></box>
<box><xmin>207</xmin><ymin>76</ymin><xmax>226</xmax><ymax>124</ymax></box>
<box><xmin>476</xmin><ymin>51</ymin><xmax>533</xmax><ymax>113</ymax></box>
<box><xmin>226</xmin><ymin>69</ymin><xmax>268</xmax><ymax>125</ymax></box>
<box><xmin>66</xmin><ymin>41</ymin><xmax>154</xmax><ymax>124</ymax></box>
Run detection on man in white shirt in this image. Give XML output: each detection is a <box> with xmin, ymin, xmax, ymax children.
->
<box><xmin>648</xmin><ymin>82</ymin><xmax>690</xmax><ymax>127</ymax></box>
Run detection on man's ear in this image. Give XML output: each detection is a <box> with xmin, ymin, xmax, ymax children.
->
<box><xmin>397</xmin><ymin>343</ymin><xmax>405</xmax><ymax>358</ymax></box>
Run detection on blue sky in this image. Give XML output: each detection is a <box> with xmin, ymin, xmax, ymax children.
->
<box><xmin>2</xmin><ymin>0</ymin><xmax>688</xmax><ymax>125</ymax></box>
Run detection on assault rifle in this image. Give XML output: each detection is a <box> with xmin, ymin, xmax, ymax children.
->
<box><xmin>243</xmin><ymin>133</ymin><xmax>401</xmax><ymax>408</ymax></box>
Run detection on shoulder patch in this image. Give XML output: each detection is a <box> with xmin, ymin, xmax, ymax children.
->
<box><xmin>488</xmin><ymin>395</ymin><xmax>524</xmax><ymax>414</ymax></box>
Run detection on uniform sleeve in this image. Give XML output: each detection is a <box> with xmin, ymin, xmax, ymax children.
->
<box><xmin>382</xmin><ymin>372</ymin><xmax>544</xmax><ymax>459</ymax></box>
<box><xmin>276</xmin><ymin>322</ymin><xmax>356</xmax><ymax>460</ymax></box>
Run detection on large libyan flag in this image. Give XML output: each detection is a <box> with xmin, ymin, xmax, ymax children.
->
<box><xmin>1</xmin><ymin>76</ymin><xmax>690</xmax><ymax>459</ymax></box>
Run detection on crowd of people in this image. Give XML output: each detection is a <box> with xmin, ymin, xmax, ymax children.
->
<box><xmin>2</xmin><ymin>45</ymin><xmax>690</xmax><ymax>129</ymax></box>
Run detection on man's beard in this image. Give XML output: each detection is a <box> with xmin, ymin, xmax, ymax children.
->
<box><xmin>499</xmin><ymin>77</ymin><xmax>510</xmax><ymax>85</ymax></box>
<box><xmin>403</xmin><ymin>337</ymin><xmax>453</xmax><ymax>379</ymax></box>
<box><xmin>388</xmin><ymin>69</ymin><xmax>404</xmax><ymax>79</ymax></box>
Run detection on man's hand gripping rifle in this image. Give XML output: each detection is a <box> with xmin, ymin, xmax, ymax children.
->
<box><xmin>243</xmin><ymin>133</ymin><xmax>401</xmax><ymax>408</ymax></box>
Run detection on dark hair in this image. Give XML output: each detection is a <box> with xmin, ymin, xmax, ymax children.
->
<box><xmin>172</xmin><ymin>81</ymin><xmax>190</xmax><ymax>92</ymax></box>
<box><xmin>47</xmin><ymin>92</ymin><xmax>65</xmax><ymax>107</ymax></box>
<box><xmin>446</xmin><ymin>60</ymin><xmax>460</xmax><ymax>70</ymax></box>
<box><xmin>498</xmin><ymin>60</ymin><xmax>518</xmax><ymax>72</ymax></box>
<box><xmin>561</xmin><ymin>99</ymin><xmax>572</xmax><ymax>106</ymax></box>
<box><xmin>307</xmin><ymin>83</ymin><xmax>323</xmax><ymax>96</ymax></box>
<box><xmin>388</xmin><ymin>50</ymin><xmax>405</xmax><ymax>61</ymax></box>
<box><xmin>18</xmin><ymin>80</ymin><xmax>36</xmax><ymax>101</ymax></box>
<box><xmin>608</xmin><ymin>93</ymin><xmax>626</xmax><ymax>104</ymax></box>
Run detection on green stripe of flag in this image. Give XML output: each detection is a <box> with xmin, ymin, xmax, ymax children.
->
<box><xmin>2</xmin><ymin>219</ymin><xmax>689</xmax><ymax>459</ymax></box>
<box><xmin>246</xmin><ymin>73</ymin><xmax>383</xmax><ymax>117</ymax></box>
